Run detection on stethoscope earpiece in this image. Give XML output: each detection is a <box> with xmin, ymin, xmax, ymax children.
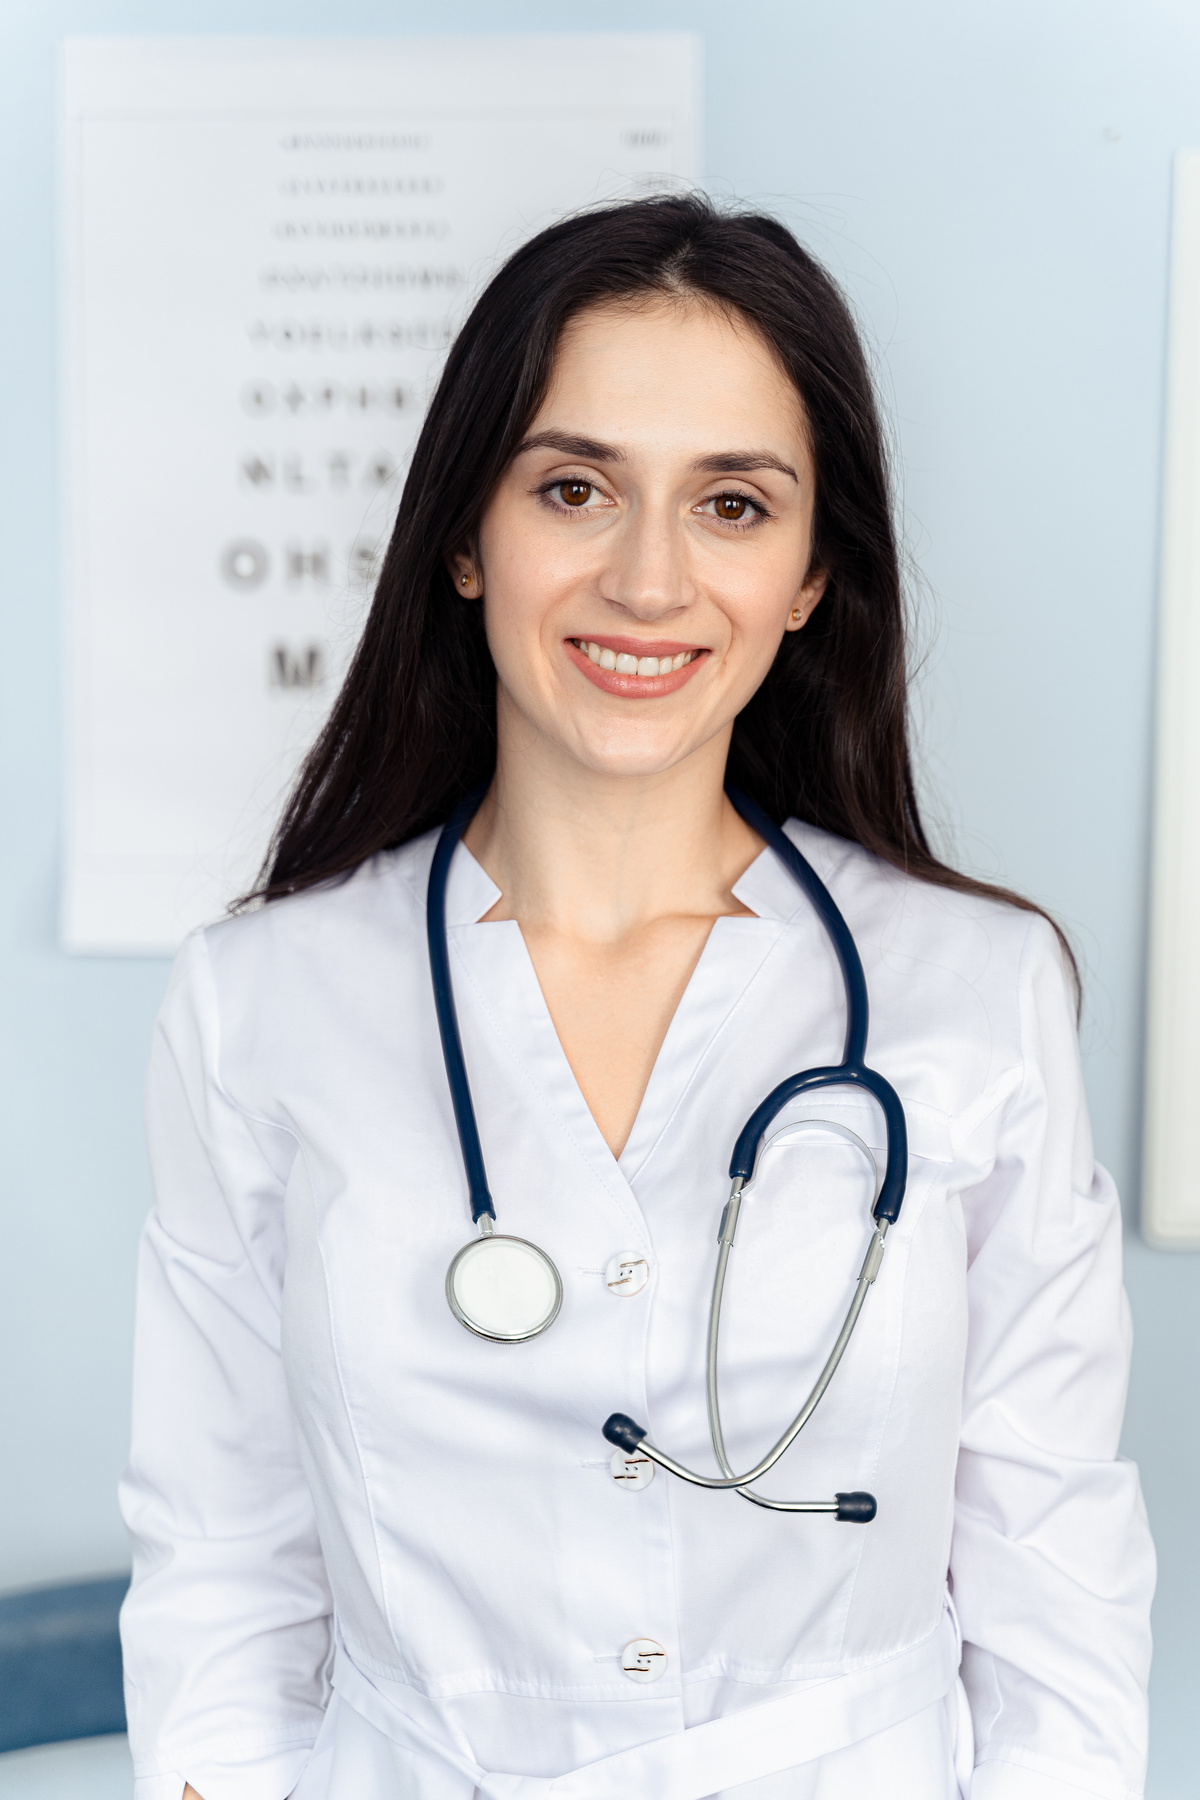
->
<box><xmin>600</xmin><ymin>1412</ymin><xmax>877</xmax><ymax>1523</ymax></box>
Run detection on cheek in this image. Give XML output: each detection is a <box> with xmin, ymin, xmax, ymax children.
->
<box><xmin>480</xmin><ymin>556</ymin><xmax>570</xmax><ymax>709</ymax></box>
<box><xmin>484</xmin><ymin>572</ymin><xmax>567</xmax><ymax>685</ymax></box>
<box><xmin>476</xmin><ymin>549</ymin><xmax>541</xmax><ymax>684</ymax></box>
<box><xmin>479</xmin><ymin>507</ymin><xmax>573</xmax><ymax>639</ymax></box>
<box><xmin>721</xmin><ymin>561</ymin><xmax>795</xmax><ymax>660</ymax></box>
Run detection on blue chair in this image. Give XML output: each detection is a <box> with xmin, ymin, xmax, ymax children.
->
<box><xmin>0</xmin><ymin>1577</ymin><xmax>128</xmax><ymax>1754</ymax></box>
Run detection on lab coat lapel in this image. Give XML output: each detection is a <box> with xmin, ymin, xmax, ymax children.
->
<box><xmin>617</xmin><ymin>846</ymin><xmax>802</xmax><ymax>1185</ymax></box>
<box><xmin>617</xmin><ymin>917</ymin><xmax>783</xmax><ymax>1185</ymax></box>
<box><xmin>443</xmin><ymin>844</ymin><xmax>646</xmax><ymax>1234</ymax></box>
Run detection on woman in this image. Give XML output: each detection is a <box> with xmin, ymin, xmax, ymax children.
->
<box><xmin>120</xmin><ymin>195</ymin><xmax>1153</xmax><ymax>1800</ymax></box>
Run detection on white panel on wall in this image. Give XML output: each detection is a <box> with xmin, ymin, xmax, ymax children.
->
<box><xmin>1143</xmin><ymin>151</ymin><xmax>1200</xmax><ymax>1246</ymax></box>
<box><xmin>61</xmin><ymin>34</ymin><xmax>701</xmax><ymax>953</ymax></box>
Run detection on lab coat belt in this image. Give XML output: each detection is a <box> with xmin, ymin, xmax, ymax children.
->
<box><xmin>330</xmin><ymin>1607</ymin><xmax>960</xmax><ymax>1799</ymax></box>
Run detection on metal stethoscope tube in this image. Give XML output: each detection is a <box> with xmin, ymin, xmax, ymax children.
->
<box><xmin>604</xmin><ymin>1124</ymin><xmax>885</xmax><ymax>1520</ymax></box>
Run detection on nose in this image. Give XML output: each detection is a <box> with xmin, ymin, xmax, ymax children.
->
<box><xmin>599</xmin><ymin>497</ymin><xmax>692</xmax><ymax>622</ymax></box>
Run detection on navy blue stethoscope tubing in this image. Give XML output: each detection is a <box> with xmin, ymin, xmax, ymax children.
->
<box><xmin>722</xmin><ymin>787</ymin><xmax>908</xmax><ymax>1225</ymax></box>
<box><xmin>426</xmin><ymin>787</ymin><xmax>497</xmax><ymax>1225</ymax></box>
<box><xmin>426</xmin><ymin>784</ymin><xmax>908</xmax><ymax>1231</ymax></box>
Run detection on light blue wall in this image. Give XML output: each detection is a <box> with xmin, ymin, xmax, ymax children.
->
<box><xmin>0</xmin><ymin>0</ymin><xmax>1195</xmax><ymax>1791</ymax></box>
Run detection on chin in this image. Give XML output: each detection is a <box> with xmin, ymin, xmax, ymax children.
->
<box><xmin>567</xmin><ymin>726</ymin><xmax>706</xmax><ymax>780</ymax></box>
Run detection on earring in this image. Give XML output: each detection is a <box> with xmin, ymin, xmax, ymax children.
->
<box><xmin>460</xmin><ymin>573</ymin><xmax>472</xmax><ymax>587</ymax></box>
<box><xmin>791</xmin><ymin>606</ymin><xmax>804</xmax><ymax>623</ymax></box>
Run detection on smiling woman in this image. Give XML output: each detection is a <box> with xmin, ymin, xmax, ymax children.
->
<box><xmin>121</xmin><ymin>197</ymin><xmax>1151</xmax><ymax>1800</ymax></box>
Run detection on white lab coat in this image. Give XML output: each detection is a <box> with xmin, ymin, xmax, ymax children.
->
<box><xmin>119</xmin><ymin>822</ymin><xmax>1154</xmax><ymax>1800</ymax></box>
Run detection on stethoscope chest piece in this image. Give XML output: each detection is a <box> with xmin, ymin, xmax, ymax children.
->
<box><xmin>446</xmin><ymin>1229</ymin><xmax>563</xmax><ymax>1342</ymax></box>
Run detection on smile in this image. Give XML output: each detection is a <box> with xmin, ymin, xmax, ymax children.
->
<box><xmin>572</xmin><ymin>639</ymin><xmax>700</xmax><ymax>677</ymax></box>
<box><xmin>564</xmin><ymin>635</ymin><xmax>709</xmax><ymax>698</ymax></box>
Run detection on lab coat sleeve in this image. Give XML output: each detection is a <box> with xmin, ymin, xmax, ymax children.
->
<box><xmin>119</xmin><ymin>930</ymin><xmax>332</xmax><ymax>1800</ymax></box>
<box><xmin>951</xmin><ymin>917</ymin><xmax>1154</xmax><ymax>1800</ymax></box>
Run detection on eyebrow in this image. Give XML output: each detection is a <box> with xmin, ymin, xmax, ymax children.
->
<box><xmin>693</xmin><ymin>450</ymin><xmax>798</xmax><ymax>482</ymax></box>
<box><xmin>514</xmin><ymin>431</ymin><xmax>797</xmax><ymax>484</ymax></box>
<box><xmin>515</xmin><ymin>430</ymin><xmax>625</xmax><ymax>462</ymax></box>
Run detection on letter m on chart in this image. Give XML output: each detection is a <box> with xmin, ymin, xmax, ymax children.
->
<box><xmin>269</xmin><ymin>643</ymin><xmax>326</xmax><ymax>690</ymax></box>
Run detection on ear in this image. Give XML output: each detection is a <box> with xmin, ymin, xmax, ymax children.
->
<box><xmin>784</xmin><ymin>566</ymin><xmax>829</xmax><ymax>632</ymax></box>
<box><xmin>446</xmin><ymin>549</ymin><xmax>482</xmax><ymax>597</ymax></box>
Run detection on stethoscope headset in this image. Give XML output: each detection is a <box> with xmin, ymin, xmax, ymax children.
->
<box><xmin>427</xmin><ymin>784</ymin><xmax>907</xmax><ymax>1521</ymax></box>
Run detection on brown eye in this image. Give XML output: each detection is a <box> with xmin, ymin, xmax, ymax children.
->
<box><xmin>558</xmin><ymin>481</ymin><xmax>593</xmax><ymax>507</ymax></box>
<box><xmin>713</xmin><ymin>493</ymin><xmax>749</xmax><ymax>520</ymax></box>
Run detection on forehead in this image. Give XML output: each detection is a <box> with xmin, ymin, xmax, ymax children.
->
<box><xmin>534</xmin><ymin>296</ymin><xmax>807</xmax><ymax>449</ymax></box>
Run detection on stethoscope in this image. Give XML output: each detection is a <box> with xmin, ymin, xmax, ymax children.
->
<box><xmin>427</xmin><ymin>785</ymin><xmax>908</xmax><ymax>1522</ymax></box>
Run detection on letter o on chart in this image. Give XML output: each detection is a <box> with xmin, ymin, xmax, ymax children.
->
<box><xmin>221</xmin><ymin>539</ymin><xmax>270</xmax><ymax>589</ymax></box>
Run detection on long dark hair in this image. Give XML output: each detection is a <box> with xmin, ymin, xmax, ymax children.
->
<box><xmin>255</xmin><ymin>193</ymin><xmax>1074</xmax><ymax>982</ymax></box>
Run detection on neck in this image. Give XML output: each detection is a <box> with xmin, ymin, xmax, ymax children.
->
<box><xmin>464</xmin><ymin>705</ymin><xmax>763</xmax><ymax>941</ymax></box>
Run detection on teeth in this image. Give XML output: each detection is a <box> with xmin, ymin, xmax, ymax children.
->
<box><xmin>577</xmin><ymin>641</ymin><xmax>697</xmax><ymax>678</ymax></box>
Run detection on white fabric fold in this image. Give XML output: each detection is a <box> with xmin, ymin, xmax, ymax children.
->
<box><xmin>331</xmin><ymin>1608</ymin><xmax>960</xmax><ymax>1800</ymax></box>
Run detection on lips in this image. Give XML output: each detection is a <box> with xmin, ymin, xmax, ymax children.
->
<box><xmin>564</xmin><ymin>636</ymin><xmax>709</xmax><ymax>698</ymax></box>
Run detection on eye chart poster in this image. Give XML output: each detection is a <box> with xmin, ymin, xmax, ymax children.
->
<box><xmin>62</xmin><ymin>35</ymin><xmax>701</xmax><ymax>952</ymax></box>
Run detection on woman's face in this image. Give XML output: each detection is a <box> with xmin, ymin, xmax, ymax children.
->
<box><xmin>462</xmin><ymin>297</ymin><xmax>826</xmax><ymax>781</ymax></box>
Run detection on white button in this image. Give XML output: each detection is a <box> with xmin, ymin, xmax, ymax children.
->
<box><xmin>609</xmin><ymin>1447</ymin><xmax>655</xmax><ymax>1490</ymax></box>
<box><xmin>621</xmin><ymin>1637</ymin><xmax>667</xmax><ymax>1682</ymax></box>
<box><xmin>604</xmin><ymin>1251</ymin><xmax>650</xmax><ymax>1296</ymax></box>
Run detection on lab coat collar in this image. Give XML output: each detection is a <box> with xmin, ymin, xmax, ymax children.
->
<box><xmin>441</xmin><ymin>819</ymin><xmax>838</xmax><ymax>931</ymax></box>
<box><xmin>731</xmin><ymin>821</ymin><xmax>853</xmax><ymax>924</ymax></box>
<box><xmin>731</xmin><ymin>844</ymin><xmax>796</xmax><ymax>922</ymax></box>
<box><xmin>443</xmin><ymin>840</ymin><xmax>502</xmax><ymax>925</ymax></box>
